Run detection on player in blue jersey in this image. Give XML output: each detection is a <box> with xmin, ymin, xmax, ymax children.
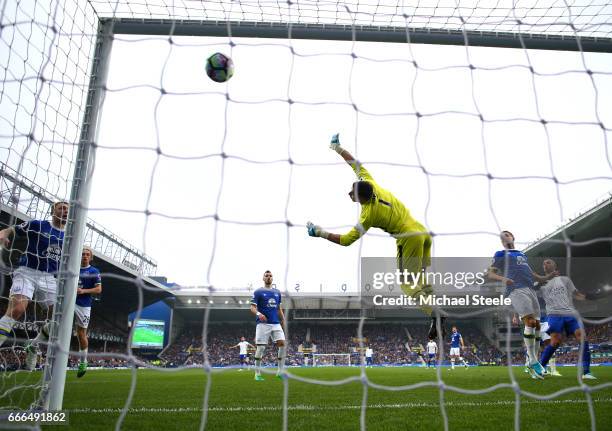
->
<box><xmin>449</xmin><ymin>326</ymin><xmax>468</xmax><ymax>369</ymax></box>
<box><xmin>250</xmin><ymin>270</ymin><xmax>286</xmax><ymax>381</ymax></box>
<box><xmin>73</xmin><ymin>246</ymin><xmax>102</xmax><ymax>378</ymax></box>
<box><xmin>0</xmin><ymin>201</ymin><xmax>69</xmax><ymax>369</ymax></box>
<box><xmin>487</xmin><ymin>231</ymin><xmax>556</xmax><ymax>379</ymax></box>
<box><xmin>538</xmin><ymin>259</ymin><xmax>596</xmax><ymax>379</ymax></box>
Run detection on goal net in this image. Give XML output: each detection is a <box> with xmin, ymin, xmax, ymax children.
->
<box><xmin>313</xmin><ymin>353</ymin><xmax>351</xmax><ymax>367</ymax></box>
<box><xmin>0</xmin><ymin>0</ymin><xmax>611</xmax><ymax>429</ymax></box>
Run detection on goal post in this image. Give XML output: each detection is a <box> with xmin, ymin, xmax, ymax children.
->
<box><xmin>38</xmin><ymin>21</ymin><xmax>114</xmax><ymax>411</ymax></box>
<box><xmin>107</xmin><ymin>18</ymin><xmax>612</xmax><ymax>53</ymax></box>
<box><xmin>312</xmin><ymin>353</ymin><xmax>351</xmax><ymax>367</ymax></box>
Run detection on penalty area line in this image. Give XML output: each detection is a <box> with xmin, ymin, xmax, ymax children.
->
<box><xmin>69</xmin><ymin>398</ymin><xmax>612</xmax><ymax>414</ymax></box>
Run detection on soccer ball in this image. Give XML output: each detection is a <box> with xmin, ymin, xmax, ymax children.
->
<box><xmin>205</xmin><ymin>52</ymin><xmax>234</xmax><ymax>83</ymax></box>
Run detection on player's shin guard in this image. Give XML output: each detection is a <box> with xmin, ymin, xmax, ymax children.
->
<box><xmin>550</xmin><ymin>357</ymin><xmax>557</xmax><ymax>373</ymax></box>
<box><xmin>523</xmin><ymin>326</ymin><xmax>537</xmax><ymax>364</ymax></box>
<box><xmin>254</xmin><ymin>345</ymin><xmax>265</xmax><ymax>375</ymax></box>
<box><xmin>0</xmin><ymin>316</ymin><xmax>16</xmax><ymax>347</ymax></box>
<box><xmin>80</xmin><ymin>348</ymin><xmax>88</xmax><ymax>364</ymax></box>
<box><xmin>540</xmin><ymin>344</ymin><xmax>557</xmax><ymax>368</ymax></box>
<box><xmin>277</xmin><ymin>346</ymin><xmax>287</xmax><ymax>371</ymax></box>
<box><xmin>581</xmin><ymin>341</ymin><xmax>591</xmax><ymax>375</ymax></box>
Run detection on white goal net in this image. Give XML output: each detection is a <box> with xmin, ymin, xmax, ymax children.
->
<box><xmin>313</xmin><ymin>353</ymin><xmax>351</xmax><ymax>367</ymax></box>
<box><xmin>0</xmin><ymin>0</ymin><xmax>611</xmax><ymax>430</ymax></box>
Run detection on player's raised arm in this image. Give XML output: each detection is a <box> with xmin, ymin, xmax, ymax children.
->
<box><xmin>330</xmin><ymin>133</ymin><xmax>374</xmax><ymax>182</ymax></box>
<box><xmin>330</xmin><ymin>133</ymin><xmax>357</xmax><ymax>164</ymax></box>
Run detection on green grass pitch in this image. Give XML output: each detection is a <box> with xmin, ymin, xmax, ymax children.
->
<box><xmin>2</xmin><ymin>366</ymin><xmax>610</xmax><ymax>430</ymax></box>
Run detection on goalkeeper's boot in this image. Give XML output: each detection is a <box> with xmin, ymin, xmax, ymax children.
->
<box><xmin>529</xmin><ymin>361</ymin><xmax>545</xmax><ymax>380</ymax></box>
<box><xmin>582</xmin><ymin>373</ymin><xmax>597</xmax><ymax>380</ymax></box>
<box><xmin>24</xmin><ymin>344</ymin><xmax>38</xmax><ymax>371</ymax></box>
<box><xmin>254</xmin><ymin>374</ymin><xmax>265</xmax><ymax>381</ymax></box>
<box><xmin>77</xmin><ymin>361</ymin><xmax>87</xmax><ymax>378</ymax></box>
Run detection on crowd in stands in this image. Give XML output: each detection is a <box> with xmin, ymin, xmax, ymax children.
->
<box><xmin>1</xmin><ymin>316</ymin><xmax>610</xmax><ymax>370</ymax></box>
<box><xmin>158</xmin><ymin>321</ymin><xmax>612</xmax><ymax>367</ymax></box>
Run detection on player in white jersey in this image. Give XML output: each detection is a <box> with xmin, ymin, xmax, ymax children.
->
<box><xmin>0</xmin><ymin>201</ymin><xmax>69</xmax><ymax>370</ymax></box>
<box><xmin>231</xmin><ymin>337</ymin><xmax>255</xmax><ymax>370</ymax></box>
<box><xmin>365</xmin><ymin>346</ymin><xmax>374</xmax><ymax>367</ymax></box>
<box><xmin>537</xmin><ymin>259</ymin><xmax>596</xmax><ymax>379</ymax></box>
<box><xmin>426</xmin><ymin>339</ymin><xmax>438</xmax><ymax>368</ymax></box>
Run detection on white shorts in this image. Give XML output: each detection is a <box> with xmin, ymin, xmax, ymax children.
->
<box><xmin>540</xmin><ymin>321</ymin><xmax>550</xmax><ymax>342</ymax></box>
<box><xmin>450</xmin><ymin>347</ymin><xmax>461</xmax><ymax>356</ymax></box>
<box><xmin>255</xmin><ymin>323</ymin><xmax>285</xmax><ymax>344</ymax></box>
<box><xmin>74</xmin><ymin>305</ymin><xmax>91</xmax><ymax>329</ymax></box>
<box><xmin>509</xmin><ymin>288</ymin><xmax>540</xmax><ymax>318</ymax></box>
<box><xmin>10</xmin><ymin>267</ymin><xmax>57</xmax><ymax>308</ymax></box>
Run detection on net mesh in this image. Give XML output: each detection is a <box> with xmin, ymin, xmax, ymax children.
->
<box><xmin>0</xmin><ymin>0</ymin><xmax>611</xmax><ymax>429</ymax></box>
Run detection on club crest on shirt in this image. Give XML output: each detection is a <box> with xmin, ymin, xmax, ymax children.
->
<box><xmin>45</xmin><ymin>245</ymin><xmax>62</xmax><ymax>261</ymax></box>
<box><xmin>267</xmin><ymin>297</ymin><xmax>278</xmax><ymax>308</ymax></box>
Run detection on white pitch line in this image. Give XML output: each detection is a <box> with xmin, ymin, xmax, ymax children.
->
<box><xmin>69</xmin><ymin>398</ymin><xmax>612</xmax><ymax>414</ymax></box>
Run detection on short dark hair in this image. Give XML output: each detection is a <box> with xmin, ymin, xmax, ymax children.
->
<box><xmin>353</xmin><ymin>181</ymin><xmax>374</xmax><ymax>202</ymax></box>
<box><xmin>264</xmin><ymin>270</ymin><xmax>272</xmax><ymax>275</ymax></box>
<box><xmin>51</xmin><ymin>201</ymin><xmax>69</xmax><ymax>211</ymax></box>
<box><xmin>501</xmin><ymin>230</ymin><xmax>515</xmax><ymax>241</ymax></box>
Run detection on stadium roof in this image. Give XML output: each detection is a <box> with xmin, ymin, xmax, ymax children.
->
<box><xmin>525</xmin><ymin>192</ymin><xmax>612</xmax><ymax>258</ymax></box>
<box><xmin>0</xmin><ymin>206</ymin><xmax>173</xmax><ymax>314</ymax></box>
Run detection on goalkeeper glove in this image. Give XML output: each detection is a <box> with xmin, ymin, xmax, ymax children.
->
<box><xmin>330</xmin><ymin>133</ymin><xmax>342</xmax><ymax>153</ymax></box>
<box><xmin>307</xmin><ymin>222</ymin><xmax>330</xmax><ymax>239</ymax></box>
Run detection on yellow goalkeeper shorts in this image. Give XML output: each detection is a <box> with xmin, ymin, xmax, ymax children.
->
<box><xmin>397</xmin><ymin>232</ymin><xmax>433</xmax><ymax>314</ymax></box>
<box><xmin>396</xmin><ymin>231</ymin><xmax>432</xmax><ymax>276</ymax></box>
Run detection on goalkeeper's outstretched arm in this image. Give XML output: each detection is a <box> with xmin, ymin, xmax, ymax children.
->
<box><xmin>330</xmin><ymin>133</ymin><xmax>369</xmax><ymax>174</ymax></box>
<box><xmin>306</xmin><ymin>133</ymin><xmax>371</xmax><ymax>246</ymax></box>
<box><xmin>306</xmin><ymin>223</ymin><xmax>342</xmax><ymax>245</ymax></box>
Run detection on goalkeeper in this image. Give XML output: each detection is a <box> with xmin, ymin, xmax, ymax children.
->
<box><xmin>307</xmin><ymin>134</ymin><xmax>440</xmax><ymax>338</ymax></box>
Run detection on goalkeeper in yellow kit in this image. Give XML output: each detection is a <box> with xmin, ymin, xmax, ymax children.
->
<box><xmin>307</xmin><ymin>134</ymin><xmax>443</xmax><ymax>339</ymax></box>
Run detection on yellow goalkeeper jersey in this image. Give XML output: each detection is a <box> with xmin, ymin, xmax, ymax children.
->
<box><xmin>340</xmin><ymin>163</ymin><xmax>426</xmax><ymax>246</ymax></box>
